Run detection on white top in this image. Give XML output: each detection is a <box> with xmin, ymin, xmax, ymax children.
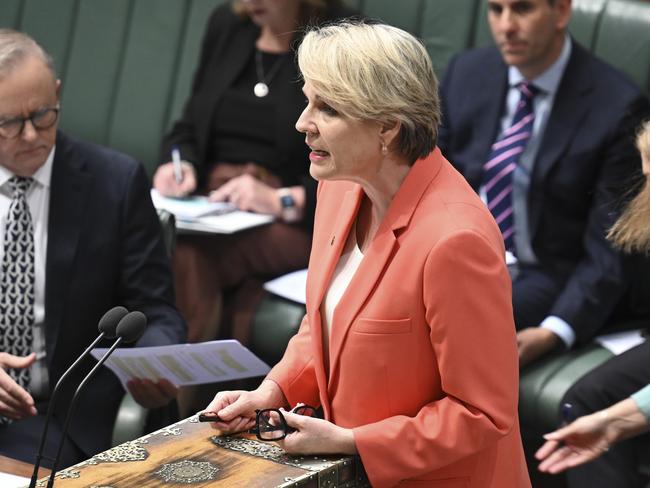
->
<box><xmin>321</xmin><ymin>221</ymin><xmax>364</xmax><ymax>358</ymax></box>
<box><xmin>0</xmin><ymin>147</ymin><xmax>54</xmax><ymax>398</ymax></box>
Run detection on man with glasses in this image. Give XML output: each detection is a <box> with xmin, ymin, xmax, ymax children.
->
<box><xmin>0</xmin><ymin>29</ymin><xmax>186</xmax><ymax>468</ymax></box>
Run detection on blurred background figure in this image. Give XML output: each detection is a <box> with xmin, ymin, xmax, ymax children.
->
<box><xmin>0</xmin><ymin>29</ymin><xmax>185</xmax><ymax>468</ymax></box>
<box><xmin>536</xmin><ymin>120</ymin><xmax>650</xmax><ymax>488</ymax></box>
<box><xmin>438</xmin><ymin>0</ymin><xmax>650</xmax><ymax>369</ymax></box>
<box><xmin>202</xmin><ymin>21</ymin><xmax>530</xmax><ymax>488</ymax></box>
<box><xmin>153</xmin><ymin>0</ymin><xmax>354</xmax><ymax>349</ymax></box>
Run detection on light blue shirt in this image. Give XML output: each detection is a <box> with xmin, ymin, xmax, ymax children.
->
<box><xmin>505</xmin><ymin>36</ymin><xmax>577</xmax><ymax>348</ymax></box>
<box><xmin>631</xmin><ymin>384</ymin><xmax>650</xmax><ymax>420</ymax></box>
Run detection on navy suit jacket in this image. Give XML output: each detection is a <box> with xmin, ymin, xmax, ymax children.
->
<box><xmin>438</xmin><ymin>43</ymin><xmax>650</xmax><ymax>344</ymax></box>
<box><xmin>45</xmin><ymin>131</ymin><xmax>186</xmax><ymax>456</ymax></box>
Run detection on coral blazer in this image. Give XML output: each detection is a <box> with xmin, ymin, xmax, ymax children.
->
<box><xmin>267</xmin><ymin>149</ymin><xmax>531</xmax><ymax>487</ymax></box>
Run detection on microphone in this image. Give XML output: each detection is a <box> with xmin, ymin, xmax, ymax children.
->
<box><xmin>46</xmin><ymin>311</ymin><xmax>147</xmax><ymax>488</ymax></box>
<box><xmin>29</xmin><ymin>306</ymin><xmax>128</xmax><ymax>488</ymax></box>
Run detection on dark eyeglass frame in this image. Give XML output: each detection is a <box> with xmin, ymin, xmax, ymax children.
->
<box><xmin>0</xmin><ymin>105</ymin><xmax>60</xmax><ymax>139</ymax></box>
<box><xmin>249</xmin><ymin>404</ymin><xmax>316</xmax><ymax>441</ymax></box>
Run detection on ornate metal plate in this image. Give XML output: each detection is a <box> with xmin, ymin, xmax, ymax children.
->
<box><xmin>155</xmin><ymin>460</ymin><xmax>220</xmax><ymax>484</ymax></box>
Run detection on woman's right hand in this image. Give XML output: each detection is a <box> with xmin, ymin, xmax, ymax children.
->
<box><xmin>202</xmin><ymin>380</ymin><xmax>287</xmax><ymax>433</ymax></box>
<box><xmin>153</xmin><ymin>161</ymin><xmax>197</xmax><ymax>197</ymax></box>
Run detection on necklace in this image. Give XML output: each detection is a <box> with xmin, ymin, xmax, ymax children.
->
<box><xmin>254</xmin><ymin>50</ymin><xmax>286</xmax><ymax>98</ymax></box>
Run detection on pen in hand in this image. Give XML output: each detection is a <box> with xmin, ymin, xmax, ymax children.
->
<box><xmin>171</xmin><ymin>145</ymin><xmax>184</xmax><ymax>185</ymax></box>
<box><xmin>561</xmin><ymin>402</ymin><xmax>573</xmax><ymax>425</ymax></box>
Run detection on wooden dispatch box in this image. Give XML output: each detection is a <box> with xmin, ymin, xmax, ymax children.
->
<box><xmin>33</xmin><ymin>416</ymin><xmax>369</xmax><ymax>487</ymax></box>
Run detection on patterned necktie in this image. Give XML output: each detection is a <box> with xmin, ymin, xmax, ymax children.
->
<box><xmin>483</xmin><ymin>82</ymin><xmax>539</xmax><ymax>252</ymax></box>
<box><xmin>0</xmin><ymin>176</ymin><xmax>35</xmax><ymax>399</ymax></box>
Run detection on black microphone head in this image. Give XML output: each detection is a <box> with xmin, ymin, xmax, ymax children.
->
<box><xmin>98</xmin><ymin>306</ymin><xmax>129</xmax><ymax>338</ymax></box>
<box><xmin>116</xmin><ymin>311</ymin><xmax>147</xmax><ymax>343</ymax></box>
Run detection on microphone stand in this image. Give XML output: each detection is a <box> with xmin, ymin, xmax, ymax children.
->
<box><xmin>28</xmin><ymin>333</ymin><xmax>107</xmax><ymax>488</ymax></box>
<box><xmin>46</xmin><ymin>337</ymin><xmax>124</xmax><ymax>488</ymax></box>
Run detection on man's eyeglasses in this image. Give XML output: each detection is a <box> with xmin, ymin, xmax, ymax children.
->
<box><xmin>249</xmin><ymin>404</ymin><xmax>316</xmax><ymax>441</ymax></box>
<box><xmin>0</xmin><ymin>105</ymin><xmax>60</xmax><ymax>139</ymax></box>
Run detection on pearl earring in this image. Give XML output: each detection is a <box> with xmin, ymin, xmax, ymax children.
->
<box><xmin>381</xmin><ymin>143</ymin><xmax>388</xmax><ymax>155</ymax></box>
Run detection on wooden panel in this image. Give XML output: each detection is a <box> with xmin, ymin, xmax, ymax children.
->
<box><xmin>0</xmin><ymin>0</ymin><xmax>24</xmax><ymax>29</ymax></box>
<box><xmin>58</xmin><ymin>0</ymin><xmax>132</xmax><ymax>145</ymax></box>
<box><xmin>108</xmin><ymin>0</ymin><xmax>188</xmax><ymax>173</ymax></box>
<box><xmin>18</xmin><ymin>0</ymin><xmax>78</xmax><ymax>78</ymax></box>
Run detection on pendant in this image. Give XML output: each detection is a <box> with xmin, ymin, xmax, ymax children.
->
<box><xmin>254</xmin><ymin>82</ymin><xmax>269</xmax><ymax>98</ymax></box>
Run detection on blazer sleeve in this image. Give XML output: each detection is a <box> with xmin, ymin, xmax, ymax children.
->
<box><xmin>353</xmin><ymin>229</ymin><xmax>519</xmax><ymax>488</ymax></box>
<box><xmin>118</xmin><ymin>161</ymin><xmax>187</xmax><ymax>347</ymax></box>
<box><xmin>549</xmin><ymin>95</ymin><xmax>650</xmax><ymax>343</ymax></box>
<box><xmin>266</xmin><ymin>314</ymin><xmax>321</xmax><ymax>408</ymax></box>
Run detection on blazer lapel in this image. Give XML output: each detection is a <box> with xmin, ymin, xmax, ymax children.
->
<box><xmin>464</xmin><ymin>57</ymin><xmax>508</xmax><ymax>189</ymax></box>
<box><xmin>306</xmin><ymin>187</ymin><xmax>361</xmax><ymax>412</ymax></box>
<box><xmin>530</xmin><ymin>45</ymin><xmax>592</xmax><ymax>237</ymax></box>
<box><xmin>326</xmin><ymin>151</ymin><xmax>443</xmax><ymax>392</ymax></box>
<box><xmin>44</xmin><ymin>133</ymin><xmax>92</xmax><ymax>365</ymax></box>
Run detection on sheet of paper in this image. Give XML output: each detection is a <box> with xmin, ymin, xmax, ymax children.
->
<box><xmin>91</xmin><ymin>340</ymin><xmax>270</xmax><ymax>389</ymax></box>
<box><xmin>176</xmin><ymin>211</ymin><xmax>274</xmax><ymax>234</ymax></box>
<box><xmin>150</xmin><ymin>189</ymin><xmax>234</xmax><ymax>219</ymax></box>
<box><xmin>595</xmin><ymin>329</ymin><xmax>646</xmax><ymax>355</ymax></box>
<box><xmin>263</xmin><ymin>269</ymin><xmax>308</xmax><ymax>304</ymax></box>
<box><xmin>0</xmin><ymin>471</ymin><xmax>29</xmax><ymax>488</ymax></box>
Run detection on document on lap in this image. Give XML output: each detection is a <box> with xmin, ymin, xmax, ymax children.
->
<box><xmin>263</xmin><ymin>268</ymin><xmax>308</xmax><ymax>304</ymax></box>
<box><xmin>150</xmin><ymin>189</ymin><xmax>274</xmax><ymax>234</ymax></box>
<box><xmin>90</xmin><ymin>339</ymin><xmax>270</xmax><ymax>389</ymax></box>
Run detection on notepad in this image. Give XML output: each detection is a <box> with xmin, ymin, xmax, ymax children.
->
<box><xmin>150</xmin><ymin>189</ymin><xmax>234</xmax><ymax>219</ymax></box>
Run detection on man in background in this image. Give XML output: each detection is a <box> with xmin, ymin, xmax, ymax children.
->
<box><xmin>0</xmin><ymin>29</ymin><xmax>186</xmax><ymax>468</ymax></box>
<box><xmin>438</xmin><ymin>0</ymin><xmax>650</xmax><ymax>367</ymax></box>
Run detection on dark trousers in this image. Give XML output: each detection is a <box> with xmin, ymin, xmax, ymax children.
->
<box><xmin>0</xmin><ymin>404</ymin><xmax>86</xmax><ymax>470</ymax></box>
<box><xmin>562</xmin><ymin>341</ymin><xmax>650</xmax><ymax>488</ymax></box>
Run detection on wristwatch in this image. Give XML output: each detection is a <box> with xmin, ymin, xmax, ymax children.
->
<box><xmin>278</xmin><ymin>188</ymin><xmax>300</xmax><ymax>223</ymax></box>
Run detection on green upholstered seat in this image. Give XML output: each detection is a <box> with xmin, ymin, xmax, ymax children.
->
<box><xmin>519</xmin><ymin>344</ymin><xmax>614</xmax><ymax>431</ymax></box>
<box><xmin>595</xmin><ymin>0</ymin><xmax>650</xmax><ymax>94</ymax></box>
<box><xmin>249</xmin><ymin>294</ymin><xmax>306</xmax><ymax>368</ymax></box>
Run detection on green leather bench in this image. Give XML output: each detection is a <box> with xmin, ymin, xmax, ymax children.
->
<box><xmin>3</xmin><ymin>0</ymin><xmax>649</xmax><ymax>451</ymax></box>
<box><xmin>1</xmin><ymin>0</ymin><xmax>648</xmax><ymax>180</ymax></box>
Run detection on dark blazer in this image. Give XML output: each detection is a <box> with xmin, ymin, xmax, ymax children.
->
<box><xmin>438</xmin><ymin>42</ymin><xmax>650</xmax><ymax>344</ymax></box>
<box><xmin>160</xmin><ymin>2</ymin><xmax>356</xmax><ymax>225</ymax></box>
<box><xmin>46</xmin><ymin>131</ymin><xmax>186</xmax><ymax>457</ymax></box>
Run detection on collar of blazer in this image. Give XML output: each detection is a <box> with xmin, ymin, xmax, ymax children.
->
<box><xmin>305</xmin><ymin>149</ymin><xmax>444</xmax><ymax>398</ymax></box>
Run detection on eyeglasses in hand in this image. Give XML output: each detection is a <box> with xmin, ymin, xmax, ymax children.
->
<box><xmin>249</xmin><ymin>404</ymin><xmax>317</xmax><ymax>441</ymax></box>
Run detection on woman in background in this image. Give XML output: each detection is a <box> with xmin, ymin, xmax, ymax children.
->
<box><xmin>537</xmin><ymin>120</ymin><xmax>650</xmax><ymax>488</ymax></box>
<box><xmin>202</xmin><ymin>21</ymin><xmax>530</xmax><ymax>488</ymax></box>
<box><xmin>153</xmin><ymin>0</ymin><xmax>354</xmax><ymax>350</ymax></box>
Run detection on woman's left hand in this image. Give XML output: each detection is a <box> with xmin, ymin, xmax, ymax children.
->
<box><xmin>277</xmin><ymin>409</ymin><xmax>357</xmax><ymax>455</ymax></box>
<box><xmin>209</xmin><ymin>174</ymin><xmax>281</xmax><ymax>215</ymax></box>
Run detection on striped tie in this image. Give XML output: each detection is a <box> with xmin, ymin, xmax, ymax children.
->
<box><xmin>483</xmin><ymin>82</ymin><xmax>539</xmax><ymax>252</ymax></box>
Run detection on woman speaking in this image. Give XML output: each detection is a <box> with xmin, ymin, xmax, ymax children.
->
<box><xmin>203</xmin><ymin>22</ymin><xmax>530</xmax><ymax>488</ymax></box>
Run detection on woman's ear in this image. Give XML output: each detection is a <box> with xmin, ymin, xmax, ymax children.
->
<box><xmin>379</xmin><ymin>120</ymin><xmax>401</xmax><ymax>153</ymax></box>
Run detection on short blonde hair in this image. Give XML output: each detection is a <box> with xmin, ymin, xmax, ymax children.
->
<box><xmin>607</xmin><ymin>120</ymin><xmax>650</xmax><ymax>253</ymax></box>
<box><xmin>298</xmin><ymin>21</ymin><xmax>440</xmax><ymax>163</ymax></box>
